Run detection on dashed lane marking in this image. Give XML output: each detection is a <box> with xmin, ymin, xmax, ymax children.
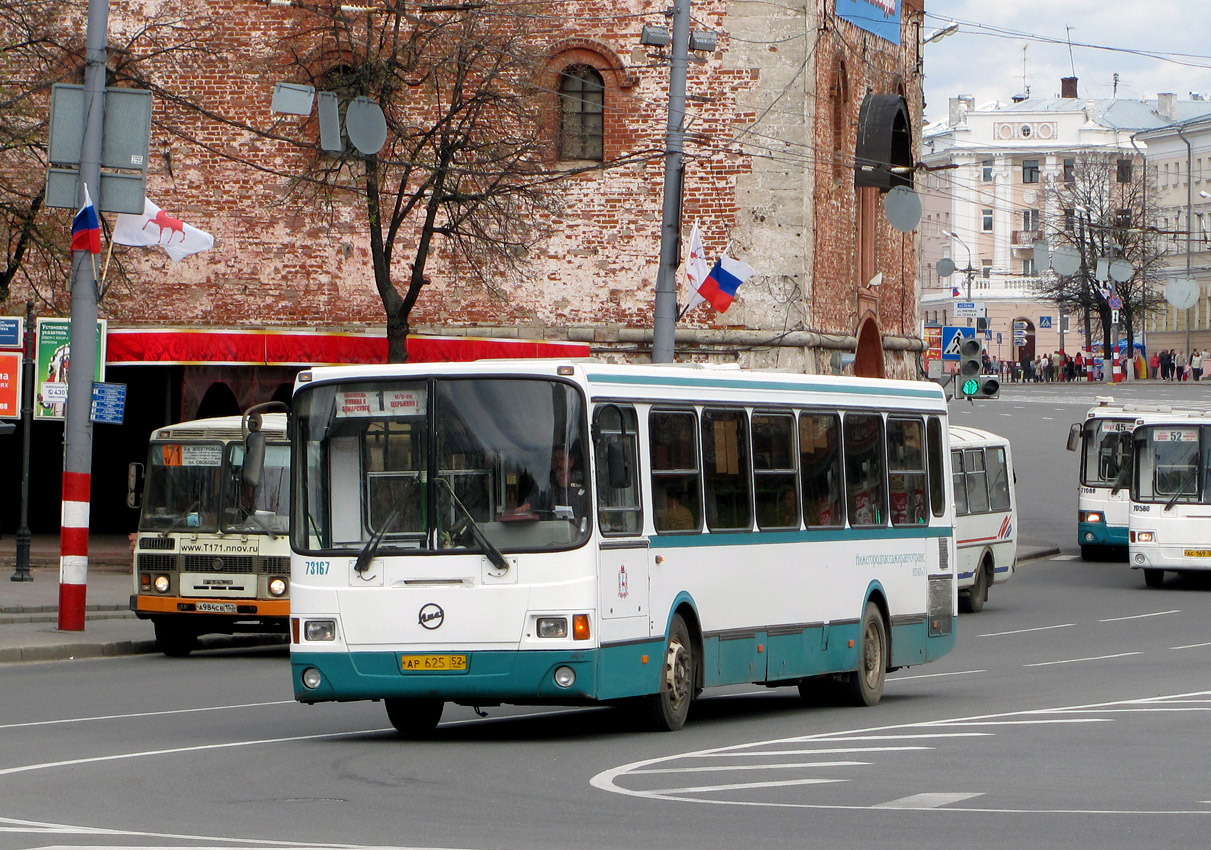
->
<box><xmin>873</xmin><ymin>792</ymin><xmax>985</xmax><ymax>809</ymax></box>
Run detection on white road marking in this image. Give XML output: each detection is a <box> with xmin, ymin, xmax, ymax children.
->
<box><xmin>647</xmin><ymin>777</ymin><xmax>847</xmax><ymax>795</ymax></box>
<box><xmin>685</xmin><ymin>746</ymin><xmax>932</xmax><ymax>757</ymax></box>
<box><xmin>631</xmin><ymin>760</ymin><xmax>869</xmax><ymax>775</ymax></box>
<box><xmin>1052</xmin><ymin>554</ymin><xmax>1080</xmax><ymax>560</ymax></box>
<box><xmin>807</xmin><ymin>733</ymin><xmax>992</xmax><ymax>741</ymax></box>
<box><xmin>1098</xmin><ymin>610</ymin><xmax>1180</xmax><ymax>622</ymax></box>
<box><xmin>873</xmin><ymin>792</ymin><xmax>985</xmax><ymax>809</ymax></box>
<box><xmin>0</xmin><ymin>701</ymin><xmax>294</xmax><ymax>731</ymax></box>
<box><xmin>1023</xmin><ymin>652</ymin><xmax>1142</xmax><ymax>667</ymax></box>
<box><xmin>980</xmin><ymin>623</ymin><xmax>1074</xmax><ymax>637</ymax></box>
<box><xmin>1173</xmin><ymin>642</ymin><xmax>1211</xmax><ymax>650</ymax></box>
<box><xmin>892</xmin><ymin>669</ymin><xmax>987</xmax><ymax>680</ymax></box>
<box><xmin>941</xmin><ymin>719</ymin><xmax>1113</xmax><ymax>726</ymax></box>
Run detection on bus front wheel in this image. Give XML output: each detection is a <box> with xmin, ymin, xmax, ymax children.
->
<box><xmin>385</xmin><ymin>698</ymin><xmax>444</xmax><ymax>737</ymax></box>
<box><xmin>646</xmin><ymin>614</ymin><xmax>695</xmax><ymax>731</ymax></box>
<box><xmin>845</xmin><ymin>602</ymin><xmax>887</xmax><ymax>707</ymax></box>
<box><xmin>154</xmin><ymin>619</ymin><xmax>199</xmax><ymax>658</ymax></box>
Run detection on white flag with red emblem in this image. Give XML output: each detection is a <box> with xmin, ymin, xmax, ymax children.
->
<box><xmin>112</xmin><ymin>197</ymin><xmax>214</xmax><ymax>261</ymax></box>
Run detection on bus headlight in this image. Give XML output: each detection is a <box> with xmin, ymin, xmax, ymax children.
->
<box><xmin>1134</xmin><ymin>531</ymin><xmax>1155</xmax><ymax>543</ymax></box>
<box><xmin>537</xmin><ymin>617</ymin><xmax>568</xmax><ymax>638</ymax></box>
<box><xmin>154</xmin><ymin>575</ymin><xmax>170</xmax><ymax>593</ymax></box>
<box><xmin>268</xmin><ymin>577</ymin><xmax>288</xmax><ymax>597</ymax></box>
<box><xmin>553</xmin><ymin>666</ymin><xmax>576</xmax><ymax>688</ymax></box>
<box><xmin>301</xmin><ymin>667</ymin><xmax>323</xmax><ymax>689</ymax></box>
<box><xmin>1081</xmin><ymin>511</ymin><xmax>1103</xmax><ymax>524</ymax></box>
<box><xmin>304</xmin><ymin>619</ymin><xmax>336</xmax><ymax>641</ymax></box>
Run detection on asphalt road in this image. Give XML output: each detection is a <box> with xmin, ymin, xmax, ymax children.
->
<box><xmin>2</xmin><ymin>379</ymin><xmax>1209</xmax><ymax>850</ymax></box>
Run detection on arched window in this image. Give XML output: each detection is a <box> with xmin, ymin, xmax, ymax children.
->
<box><xmin>558</xmin><ymin>65</ymin><xmax>604</xmax><ymax>161</ymax></box>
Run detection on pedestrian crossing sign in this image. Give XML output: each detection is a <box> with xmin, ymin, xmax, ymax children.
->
<box><xmin>941</xmin><ymin>326</ymin><xmax>975</xmax><ymax>361</ymax></box>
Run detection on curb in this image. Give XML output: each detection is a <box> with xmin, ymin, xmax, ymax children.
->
<box><xmin>0</xmin><ymin>633</ymin><xmax>288</xmax><ymax>665</ymax></box>
<box><xmin>1016</xmin><ymin>546</ymin><xmax>1061</xmax><ymax>564</ymax></box>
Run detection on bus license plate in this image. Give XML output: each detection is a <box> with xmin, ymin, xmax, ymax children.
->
<box><xmin>197</xmin><ymin>602</ymin><xmax>237</xmax><ymax>613</ymax></box>
<box><xmin>1184</xmin><ymin>550</ymin><xmax>1211</xmax><ymax>558</ymax></box>
<box><xmin>400</xmin><ymin>654</ymin><xmax>467</xmax><ymax>672</ymax></box>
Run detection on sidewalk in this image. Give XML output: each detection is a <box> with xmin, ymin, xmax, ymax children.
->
<box><xmin>0</xmin><ymin>534</ymin><xmax>285</xmax><ymax>664</ymax></box>
<box><xmin>0</xmin><ymin>533</ymin><xmax>1061</xmax><ymax>665</ymax></box>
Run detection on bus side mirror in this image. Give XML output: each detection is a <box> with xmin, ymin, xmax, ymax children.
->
<box><xmin>243</xmin><ymin>430</ymin><xmax>266</xmax><ymax>488</ymax></box>
<box><xmin>127</xmin><ymin>462</ymin><xmax>144</xmax><ymax>509</ymax></box>
<box><xmin>1066</xmin><ymin>423</ymin><xmax>1081</xmax><ymax>452</ymax></box>
<box><xmin>607</xmin><ymin>440</ymin><xmax>631</xmax><ymax>489</ymax></box>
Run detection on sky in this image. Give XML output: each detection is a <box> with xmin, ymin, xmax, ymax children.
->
<box><xmin>921</xmin><ymin>1</ymin><xmax>1211</xmax><ymax>124</ymax></box>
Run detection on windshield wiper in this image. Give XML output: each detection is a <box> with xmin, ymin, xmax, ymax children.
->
<box><xmin>1165</xmin><ymin>477</ymin><xmax>1193</xmax><ymax>512</ymax></box>
<box><xmin>158</xmin><ymin>500</ymin><xmax>201</xmax><ymax>537</ymax></box>
<box><xmin>437</xmin><ymin>477</ymin><xmax>510</xmax><ymax>573</ymax></box>
<box><xmin>1110</xmin><ymin>464</ymin><xmax>1132</xmax><ymax>496</ymax></box>
<box><xmin>354</xmin><ymin>509</ymin><xmax>398</xmax><ymax>578</ymax></box>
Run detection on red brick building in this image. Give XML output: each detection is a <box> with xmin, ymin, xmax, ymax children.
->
<box><xmin>3</xmin><ymin>0</ymin><xmax>927</xmax><ymax>532</ymax></box>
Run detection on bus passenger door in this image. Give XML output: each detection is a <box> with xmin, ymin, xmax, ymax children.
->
<box><xmin>593</xmin><ymin>404</ymin><xmax>649</xmax><ymax>630</ymax></box>
<box><xmin>599</xmin><ymin>542</ymin><xmax>649</xmax><ymax>623</ymax></box>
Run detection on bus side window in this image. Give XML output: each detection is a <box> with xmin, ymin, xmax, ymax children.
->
<box><xmin>927</xmin><ymin>417</ymin><xmax>946</xmax><ymax>517</ymax></box>
<box><xmin>987</xmin><ymin>447</ymin><xmax>1011</xmax><ymax>511</ymax></box>
<box><xmin>703</xmin><ymin>408</ymin><xmax>753</xmax><ymax>532</ymax></box>
<box><xmin>951</xmin><ymin>450</ymin><xmax>969</xmax><ymax>516</ymax></box>
<box><xmin>964</xmin><ymin>449</ymin><xmax>990</xmax><ymax>513</ymax></box>
<box><xmin>594</xmin><ymin>405</ymin><xmax>642</xmax><ymax>535</ymax></box>
<box><xmin>844</xmin><ymin>412</ymin><xmax>887</xmax><ymax>527</ymax></box>
<box><xmin>800</xmin><ymin>413</ymin><xmax>844</xmax><ymax>527</ymax></box>
<box><xmin>888</xmin><ymin>417</ymin><xmax>927</xmax><ymax>526</ymax></box>
<box><xmin>753</xmin><ymin>412</ymin><xmax>798</xmax><ymax>530</ymax></box>
<box><xmin>650</xmin><ymin>410</ymin><xmax>702</xmax><ymax>533</ymax></box>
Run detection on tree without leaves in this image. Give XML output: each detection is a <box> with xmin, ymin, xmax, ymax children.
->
<box><xmin>1040</xmin><ymin>151</ymin><xmax>1166</xmax><ymax>357</ymax></box>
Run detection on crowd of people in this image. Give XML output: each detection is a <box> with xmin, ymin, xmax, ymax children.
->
<box><xmin>974</xmin><ymin>348</ymin><xmax>1211</xmax><ymax>383</ymax></box>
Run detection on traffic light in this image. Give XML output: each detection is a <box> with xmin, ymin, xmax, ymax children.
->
<box><xmin>956</xmin><ymin>337</ymin><xmax>999</xmax><ymax>398</ymax></box>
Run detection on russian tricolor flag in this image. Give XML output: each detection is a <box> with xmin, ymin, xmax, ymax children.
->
<box><xmin>71</xmin><ymin>184</ymin><xmax>101</xmax><ymax>254</ymax></box>
<box><xmin>696</xmin><ymin>253</ymin><xmax>755</xmax><ymax>313</ymax></box>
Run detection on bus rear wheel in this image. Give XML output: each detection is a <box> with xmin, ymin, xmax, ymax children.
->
<box><xmin>646</xmin><ymin>614</ymin><xmax>694</xmax><ymax>731</ymax></box>
<box><xmin>960</xmin><ymin>561</ymin><xmax>990</xmax><ymax>613</ymax></box>
<box><xmin>844</xmin><ymin>602</ymin><xmax>887</xmax><ymax>707</ymax></box>
<box><xmin>385</xmin><ymin>698</ymin><xmax>444</xmax><ymax>737</ymax></box>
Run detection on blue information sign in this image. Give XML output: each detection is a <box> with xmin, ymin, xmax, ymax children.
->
<box><xmin>941</xmin><ymin>326</ymin><xmax>975</xmax><ymax>361</ymax></box>
<box><xmin>90</xmin><ymin>382</ymin><xmax>127</xmax><ymax>425</ymax></box>
<box><xmin>0</xmin><ymin>317</ymin><xmax>22</xmax><ymax>349</ymax></box>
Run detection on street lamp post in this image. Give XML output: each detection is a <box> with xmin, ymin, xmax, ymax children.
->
<box><xmin>942</xmin><ymin>229</ymin><xmax>974</xmax><ymax>304</ymax></box>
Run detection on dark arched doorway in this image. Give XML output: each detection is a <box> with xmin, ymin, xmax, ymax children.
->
<box><xmin>194</xmin><ymin>382</ymin><xmax>241</xmax><ymax>420</ymax></box>
<box><xmin>854</xmin><ymin>316</ymin><xmax>886</xmax><ymax>378</ymax></box>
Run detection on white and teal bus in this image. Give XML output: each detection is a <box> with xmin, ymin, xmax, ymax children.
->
<box><xmin>287</xmin><ymin>361</ymin><xmax>957</xmax><ymax>733</ymax></box>
<box><xmin>950</xmin><ymin>425</ymin><xmax>1016</xmax><ymax>613</ymax></box>
<box><xmin>1129</xmin><ymin>414</ymin><xmax>1211</xmax><ymax>588</ymax></box>
<box><xmin>1068</xmin><ymin>400</ymin><xmax>1201</xmax><ymax>560</ymax></box>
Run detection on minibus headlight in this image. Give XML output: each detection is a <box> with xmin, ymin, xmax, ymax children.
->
<box><xmin>1135</xmin><ymin>531</ymin><xmax>1155</xmax><ymax>543</ymax></box>
<box><xmin>154</xmin><ymin>575</ymin><xmax>170</xmax><ymax>593</ymax></box>
<box><xmin>1083</xmin><ymin>511</ymin><xmax>1103</xmax><ymax>524</ymax></box>
<box><xmin>537</xmin><ymin>617</ymin><xmax>568</xmax><ymax>638</ymax></box>
<box><xmin>268</xmin><ymin>577</ymin><xmax>288</xmax><ymax>597</ymax></box>
<box><xmin>304</xmin><ymin>619</ymin><xmax>336</xmax><ymax>641</ymax></box>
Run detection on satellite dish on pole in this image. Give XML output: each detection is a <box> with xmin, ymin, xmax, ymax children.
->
<box><xmin>883</xmin><ymin>186</ymin><xmax>922</xmax><ymax>233</ymax></box>
<box><xmin>1108</xmin><ymin>259</ymin><xmax>1133</xmax><ymax>283</ymax></box>
<box><xmin>1166</xmin><ymin>278</ymin><xmax>1200</xmax><ymax>310</ymax></box>
<box><xmin>1051</xmin><ymin>246</ymin><xmax>1081</xmax><ymax>277</ymax></box>
<box><xmin>936</xmin><ymin>257</ymin><xmax>956</xmax><ymax>277</ymax></box>
<box><xmin>345</xmin><ymin>97</ymin><xmax>387</xmax><ymax>155</ymax></box>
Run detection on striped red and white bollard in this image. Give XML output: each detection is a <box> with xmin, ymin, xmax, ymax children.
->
<box><xmin>58</xmin><ymin>470</ymin><xmax>90</xmax><ymax>631</ymax></box>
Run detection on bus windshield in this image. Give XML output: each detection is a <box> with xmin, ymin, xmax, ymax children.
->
<box><xmin>140</xmin><ymin>441</ymin><xmax>224</xmax><ymax>532</ymax></box>
<box><xmin>223</xmin><ymin>442</ymin><xmax>291</xmax><ymax>534</ymax></box>
<box><xmin>1134</xmin><ymin>425</ymin><xmax>1210</xmax><ymax>505</ymax></box>
<box><xmin>1082</xmin><ymin>418</ymin><xmax>1133</xmax><ymax>488</ymax></box>
<box><xmin>293</xmin><ymin>377</ymin><xmax>589</xmax><ymax>555</ymax></box>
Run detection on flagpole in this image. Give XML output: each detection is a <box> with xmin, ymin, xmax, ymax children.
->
<box><xmin>98</xmin><ymin>232</ymin><xmax>116</xmax><ymax>296</ymax></box>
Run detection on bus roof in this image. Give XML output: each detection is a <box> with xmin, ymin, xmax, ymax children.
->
<box><xmin>296</xmin><ymin>361</ymin><xmax>947</xmax><ymax>409</ymax></box>
<box><xmin>151</xmin><ymin>412</ymin><xmax>288</xmax><ymax>442</ymax></box>
<box><xmin>948</xmin><ymin>424</ymin><xmax>1011</xmax><ymax>446</ymax></box>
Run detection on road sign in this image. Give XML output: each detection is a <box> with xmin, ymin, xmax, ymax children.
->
<box><xmin>941</xmin><ymin>326</ymin><xmax>975</xmax><ymax>360</ymax></box>
<box><xmin>954</xmin><ymin>301</ymin><xmax>984</xmax><ymax>318</ymax></box>
<box><xmin>0</xmin><ymin>317</ymin><xmax>22</xmax><ymax>349</ymax></box>
<box><xmin>90</xmin><ymin>382</ymin><xmax>127</xmax><ymax>425</ymax></box>
<box><xmin>0</xmin><ymin>351</ymin><xmax>20</xmax><ymax>418</ymax></box>
<box><xmin>1039</xmin><ymin>316</ymin><xmax>1052</xmax><ymax>329</ymax></box>
<box><xmin>1108</xmin><ymin>295</ymin><xmax>1123</xmax><ymax>310</ymax></box>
